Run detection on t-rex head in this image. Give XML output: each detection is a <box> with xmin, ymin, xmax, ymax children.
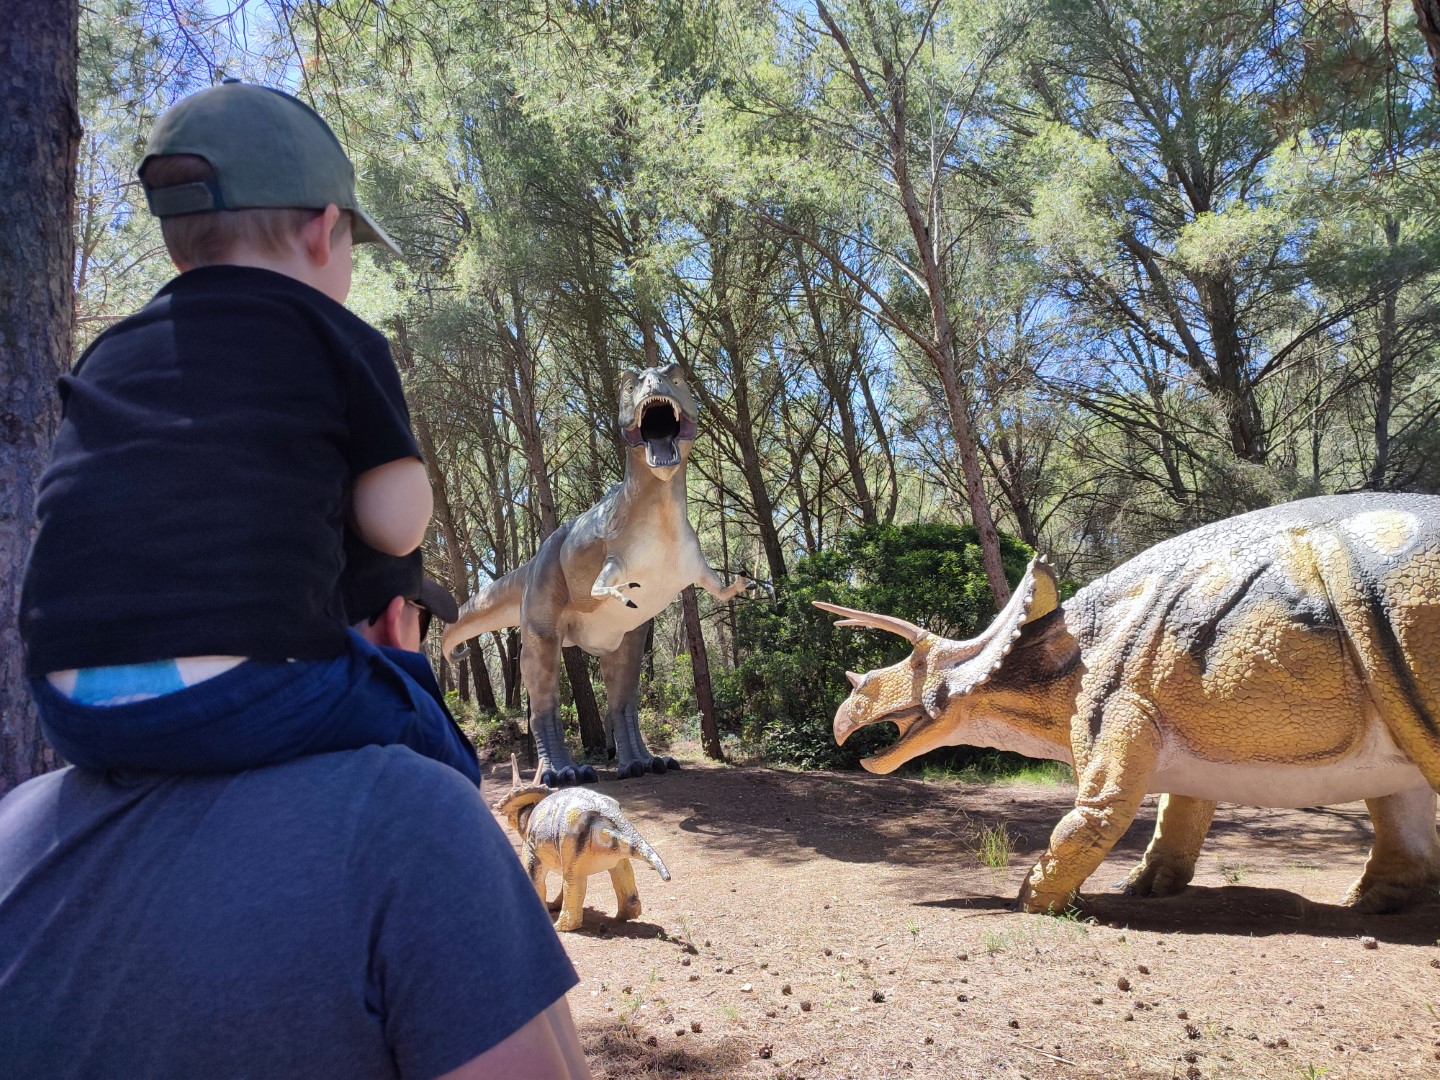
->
<box><xmin>618</xmin><ymin>363</ymin><xmax>699</xmax><ymax>480</ymax></box>
<box><xmin>492</xmin><ymin>753</ymin><xmax>551</xmax><ymax>837</ymax></box>
<box><xmin>814</xmin><ymin>558</ymin><xmax>1064</xmax><ymax>774</ymax></box>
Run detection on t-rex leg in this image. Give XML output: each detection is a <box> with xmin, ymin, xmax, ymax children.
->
<box><xmin>1342</xmin><ymin>785</ymin><xmax>1440</xmax><ymax>912</ymax></box>
<box><xmin>1018</xmin><ymin>692</ymin><xmax>1161</xmax><ymax>914</ymax></box>
<box><xmin>521</xmin><ymin>625</ymin><xmax>596</xmax><ymax>787</ymax></box>
<box><xmin>609</xmin><ymin>859</ymin><xmax>642</xmax><ymax>921</ymax></box>
<box><xmin>600</xmin><ymin>621</ymin><xmax>679</xmax><ymax>779</ymax></box>
<box><xmin>556</xmin><ymin>872</ymin><xmax>588</xmax><ymax>932</ymax></box>
<box><xmin>1117</xmin><ymin>793</ymin><xmax>1216</xmax><ymax>898</ymax></box>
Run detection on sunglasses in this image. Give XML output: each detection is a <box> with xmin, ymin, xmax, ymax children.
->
<box><xmin>405</xmin><ymin>599</ymin><xmax>433</xmax><ymax>640</ymax></box>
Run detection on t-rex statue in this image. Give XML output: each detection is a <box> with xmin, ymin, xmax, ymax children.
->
<box><xmin>442</xmin><ymin>363</ymin><xmax>755</xmax><ymax>786</ymax></box>
<box><xmin>493</xmin><ymin>755</ymin><xmax>672</xmax><ymax>932</ymax></box>
<box><xmin>819</xmin><ymin>493</ymin><xmax>1440</xmax><ymax>915</ymax></box>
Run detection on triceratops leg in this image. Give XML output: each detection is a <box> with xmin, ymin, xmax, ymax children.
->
<box><xmin>1018</xmin><ymin>694</ymin><xmax>1161</xmax><ymax>914</ymax></box>
<box><xmin>523</xmin><ymin>849</ymin><xmax>560</xmax><ymax>911</ymax></box>
<box><xmin>1117</xmin><ymin>794</ymin><xmax>1216</xmax><ymax>898</ymax></box>
<box><xmin>1342</xmin><ymin>785</ymin><xmax>1440</xmax><ymax>912</ymax></box>
<box><xmin>555</xmin><ymin>872</ymin><xmax>588</xmax><ymax>933</ymax></box>
<box><xmin>600</xmin><ymin>622</ymin><xmax>679</xmax><ymax>780</ymax></box>
<box><xmin>609</xmin><ymin>859</ymin><xmax>642</xmax><ymax>921</ymax></box>
<box><xmin>521</xmin><ymin>625</ymin><xmax>585</xmax><ymax>788</ymax></box>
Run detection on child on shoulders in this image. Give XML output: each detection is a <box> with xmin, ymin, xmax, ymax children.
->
<box><xmin>20</xmin><ymin>81</ymin><xmax>477</xmax><ymax>784</ymax></box>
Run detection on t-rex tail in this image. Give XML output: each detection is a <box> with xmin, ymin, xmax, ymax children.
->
<box><xmin>440</xmin><ymin>569</ymin><xmax>525</xmax><ymax>661</ymax></box>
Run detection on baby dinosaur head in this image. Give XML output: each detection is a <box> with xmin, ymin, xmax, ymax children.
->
<box><xmin>492</xmin><ymin>754</ymin><xmax>551</xmax><ymax>837</ymax></box>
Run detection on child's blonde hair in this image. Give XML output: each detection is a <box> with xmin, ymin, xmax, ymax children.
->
<box><xmin>141</xmin><ymin>154</ymin><xmax>348</xmax><ymax>267</ymax></box>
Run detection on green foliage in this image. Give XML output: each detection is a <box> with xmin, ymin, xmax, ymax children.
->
<box><xmin>717</xmin><ymin>521</ymin><xmax>1040</xmax><ymax>768</ymax></box>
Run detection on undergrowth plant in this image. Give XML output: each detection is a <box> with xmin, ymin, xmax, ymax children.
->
<box><xmin>976</xmin><ymin>823</ymin><xmax>1015</xmax><ymax>869</ymax></box>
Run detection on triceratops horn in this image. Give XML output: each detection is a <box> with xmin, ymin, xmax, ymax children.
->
<box><xmin>509</xmin><ymin>753</ymin><xmax>521</xmax><ymax>788</ymax></box>
<box><xmin>813</xmin><ymin>601</ymin><xmax>926</xmax><ymax>644</ymax></box>
<box><xmin>845</xmin><ymin>670</ymin><xmax>863</xmax><ymax>689</ymax></box>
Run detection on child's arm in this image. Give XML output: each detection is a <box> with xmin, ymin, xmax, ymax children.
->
<box><xmin>352</xmin><ymin>457</ymin><xmax>433</xmax><ymax>556</ymax></box>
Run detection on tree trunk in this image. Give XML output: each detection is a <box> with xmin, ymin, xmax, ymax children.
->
<box><xmin>1414</xmin><ymin>0</ymin><xmax>1440</xmax><ymax>87</ymax></box>
<box><xmin>491</xmin><ymin>284</ymin><xmax>605</xmax><ymax>744</ymax></box>
<box><xmin>469</xmin><ymin>649</ymin><xmax>497</xmax><ymax>711</ymax></box>
<box><xmin>681</xmin><ymin>586</ymin><xmax>724</xmax><ymax>761</ymax></box>
<box><xmin>1</xmin><ymin>0</ymin><xmax>78</xmax><ymax>795</ymax></box>
<box><xmin>501</xmin><ymin>629</ymin><xmax>522</xmax><ymax>708</ymax></box>
<box><xmin>454</xmin><ymin>657</ymin><xmax>470</xmax><ymax>702</ymax></box>
<box><xmin>563</xmin><ymin>647</ymin><xmax>606</xmax><ymax>753</ymax></box>
<box><xmin>815</xmin><ymin>0</ymin><xmax>1010</xmax><ymax>608</ymax></box>
<box><xmin>1369</xmin><ymin>217</ymin><xmax>1400</xmax><ymax>489</ymax></box>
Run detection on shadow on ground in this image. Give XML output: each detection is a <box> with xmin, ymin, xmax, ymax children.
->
<box><xmin>480</xmin><ymin>759</ymin><xmax>1437</xmax><ymax>941</ymax></box>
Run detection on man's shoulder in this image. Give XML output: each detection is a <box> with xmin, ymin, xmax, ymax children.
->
<box><xmin>0</xmin><ymin>748</ymin><xmax>474</xmax><ymax>837</ymax></box>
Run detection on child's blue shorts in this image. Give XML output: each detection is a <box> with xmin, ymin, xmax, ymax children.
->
<box><xmin>31</xmin><ymin>630</ymin><xmax>479</xmax><ymax>785</ymax></box>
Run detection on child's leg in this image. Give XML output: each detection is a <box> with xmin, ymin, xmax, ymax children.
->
<box><xmin>31</xmin><ymin>655</ymin><xmax>343</xmax><ymax>773</ymax></box>
<box><xmin>342</xmin><ymin>632</ymin><xmax>480</xmax><ymax>785</ymax></box>
<box><xmin>32</xmin><ymin>635</ymin><xmax>479</xmax><ymax>782</ymax></box>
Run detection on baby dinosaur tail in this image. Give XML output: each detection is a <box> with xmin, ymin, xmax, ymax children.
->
<box><xmin>607</xmin><ymin>814</ymin><xmax>671</xmax><ymax>881</ymax></box>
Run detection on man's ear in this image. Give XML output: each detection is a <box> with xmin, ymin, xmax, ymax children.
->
<box><xmin>301</xmin><ymin>203</ymin><xmax>343</xmax><ymax>267</ymax></box>
<box><xmin>378</xmin><ymin>594</ymin><xmax>410</xmax><ymax>650</ymax></box>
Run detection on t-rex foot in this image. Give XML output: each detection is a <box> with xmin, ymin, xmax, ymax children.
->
<box><xmin>540</xmin><ymin>764</ymin><xmax>601</xmax><ymax>788</ymax></box>
<box><xmin>616</xmin><ymin>755</ymin><xmax>680</xmax><ymax>780</ymax></box>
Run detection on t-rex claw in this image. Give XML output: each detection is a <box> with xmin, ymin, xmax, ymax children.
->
<box><xmin>579</xmin><ymin>765</ymin><xmax>599</xmax><ymax>784</ymax></box>
<box><xmin>664</xmin><ymin>756</ymin><xmax>680</xmax><ymax>771</ymax></box>
<box><xmin>557</xmin><ymin>766</ymin><xmax>580</xmax><ymax>786</ymax></box>
<box><xmin>621</xmin><ymin>761</ymin><xmax>648</xmax><ymax>780</ymax></box>
<box><xmin>649</xmin><ymin>757</ymin><xmax>668</xmax><ymax>774</ymax></box>
<box><xmin>624</xmin><ymin>599</ymin><xmax>638</xmax><ymax>609</ymax></box>
<box><xmin>540</xmin><ymin>769</ymin><xmax>559</xmax><ymax>789</ymax></box>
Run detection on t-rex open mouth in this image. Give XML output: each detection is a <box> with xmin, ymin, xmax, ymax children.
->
<box><xmin>623</xmin><ymin>395</ymin><xmax>697</xmax><ymax>469</ymax></box>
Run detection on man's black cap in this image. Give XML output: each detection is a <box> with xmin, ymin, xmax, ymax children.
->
<box><xmin>342</xmin><ymin>536</ymin><xmax>459</xmax><ymax>626</ymax></box>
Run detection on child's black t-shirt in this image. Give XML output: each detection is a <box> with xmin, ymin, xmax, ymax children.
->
<box><xmin>20</xmin><ymin>265</ymin><xmax>422</xmax><ymax>676</ymax></box>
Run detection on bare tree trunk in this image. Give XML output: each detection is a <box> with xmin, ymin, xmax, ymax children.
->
<box><xmin>815</xmin><ymin>0</ymin><xmax>1010</xmax><ymax>607</ymax></box>
<box><xmin>470</xmin><ymin>652</ymin><xmax>498</xmax><ymax>712</ymax></box>
<box><xmin>562</xmin><ymin>648</ymin><xmax>606</xmax><ymax>753</ymax></box>
<box><xmin>454</xmin><ymin>657</ymin><xmax>470</xmax><ymax>703</ymax></box>
<box><xmin>1369</xmin><ymin>217</ymin><xmax>1400</xmax><ymax>489</ymax></box>
<box><xmin>490</xmin><ymin>284</ymin><xmax>604</xmax><ymax>748</ymax></box>
<box><xmin>1414</xmin><ymin>0</ymin><xmax>1440</xmax><ymax>87</ymax></box>
<box><xmin>681</xmin><ymin>586</ymin><xmax>724</xmax><ymax>761</ymax></box>
<box><xmin>1</xmin><ymin>0</ymin><xmax>78</xmax><ymax>795</ymax></box>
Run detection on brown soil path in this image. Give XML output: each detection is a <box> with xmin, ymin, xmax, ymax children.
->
<box><xmin>479</xmin><ymin>758</ymin><xmax>1440</xmax><ymax>1079</ymax></box>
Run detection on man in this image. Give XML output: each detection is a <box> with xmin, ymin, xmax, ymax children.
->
<box><xmin>0</xmin><ymin>543</ymin><xmax>591</xmax><ymax>1079</ymax></box>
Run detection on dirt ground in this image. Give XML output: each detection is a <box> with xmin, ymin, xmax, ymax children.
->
<box><xmin>479</xmin><ymin>753</ymin><xmax>1440</xmax><ymax>1080</ymax></box>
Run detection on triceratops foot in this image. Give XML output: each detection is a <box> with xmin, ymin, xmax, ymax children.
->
<box><xmin>1340</xmin><ymin>875</ymin><xmax>1440</xmax><ymax>913</ymax></box>
<box><xmin>1115</xmin><ymin>856</ymin><xmax>1196</xmax><ymax>899</ymax></box>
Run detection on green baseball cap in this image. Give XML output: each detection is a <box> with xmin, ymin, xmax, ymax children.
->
<box><xmin>139</xmin><ymin>79</ymin><xmax>401</xmax><ymax>256</ymax></box>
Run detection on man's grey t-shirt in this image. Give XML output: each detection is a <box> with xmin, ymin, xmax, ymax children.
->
<box><xmin>0</xmin><ymin>747</ymin><xmax>579</xmax><ymax>1078</ymax></box>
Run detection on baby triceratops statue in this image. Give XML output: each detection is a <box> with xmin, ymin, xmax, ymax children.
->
<box><xmin>492</xmin><ymin>755</ymin><xmax>672</xmax><ymax>932</ymax></box>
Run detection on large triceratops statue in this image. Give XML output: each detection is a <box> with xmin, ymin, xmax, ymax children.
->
<box><xmin>819</xmin><ymin>493</ymin><xmax>1440</xmax><ymax>915</ymax></box>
